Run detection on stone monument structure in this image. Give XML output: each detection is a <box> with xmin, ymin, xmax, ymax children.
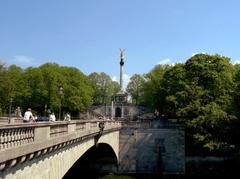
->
<box><xmin>113</xmin><ymin>48</ymin><xmax>128</xmax><ymax>118</ymax></box>
<box><xmin>119</xmin><ymin>48</ymin><xmax>124</xmax><ymax>90</ymax></box>
<box><xmin>92</xmin><ymin>49</ymin><xmax>148</xmax><ymax>120</ymax></box>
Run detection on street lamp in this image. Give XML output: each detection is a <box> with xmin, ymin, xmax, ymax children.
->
<box><xmin>8</xmin><ymin>97</ymin><xmax>13</xmax><ymax>124</ymax></box>
<box><xmin>44</xmin><ymin>104</ymin><xmax>47</xmax><ymax>116</ymax></box>
<box><xmin>58</xmin><ymin>86</ymin><xmax>64</xmax><ymax>120</ymax></box>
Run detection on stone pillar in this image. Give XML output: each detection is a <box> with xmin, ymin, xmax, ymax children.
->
<box><xmin>120</xmin><ymin>65</ymin><xmax>123</xmax><ymax>90</ymax></box>
<box><xmin>120</xmin><ymin>48</ymin><xmax>124</xmax><ymax>90</ymax></box>
<box><xmin>111</xmin><ymin>101</ymin><xmax>114</xmax><ymax>119</ymax></box>
<box><xmin>121</xmin><ymin>104</ymin><xmax>124</xmax><ymax>118</ymax></box>
<box><xmin>68</xmin><ymin>123</ymin><xmax>76</xmax><ymax>133</ymax></box>
<box><xmin>34</xmin><ymin>126</ymin><xmax>50</xmax><ymax>142</ymax></box>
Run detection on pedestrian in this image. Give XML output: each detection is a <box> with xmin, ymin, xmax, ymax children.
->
<box><xmin>64</xmin><ymin>113</ymin><xmax>71</xmax><ymax>121</ymax></box>
<box><xmin>49</xmin><ymin>112</ymin><xmax>56</xmax><ymax>122</ymax></box>
<box><xmin>23</xmin><ymin>108</ymin><xmax>34</xmax><ymax>123</ymax></box>
<box><xmin>15</xmin><ymin>106</ymin><xmax>22</xmax><ymax>117</ymax></box>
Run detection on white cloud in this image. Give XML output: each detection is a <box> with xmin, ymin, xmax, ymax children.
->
<box><xmin>0</xmin><ymin>59</ymin><xmax>6</xmax><ymax>65</ymax></box>
<box><xmin>191</xmin><ymin>52</ymin><xmax>206</xmax><ymax>57</ymax></box>
<box><xmin>191</xmin><ymin>53</ymin><xmax>197</xmax><ymax>57</ymax></box>
<box><xmin>233</xmin><ymin>60</ymin><xmax>240</xmax><ymax>64</ymax></box>
<box><xmin>158</xmin><ymin>58</ymin><xmax>171</xmax><ymax>65</ymax></box>
<box><xmin>157</xmin><ymin>58</ymin><xmax>177</xmax><ymax>66</ymax></box>
<box><xmin>112</xmin><ymin>76</ymin><xmax>118</xmax><ymax>82</ymax></box>
<box><xmin>12</xmin><ymin>55</ymin><xmax>35</xmax><ymax>66</ymax></box>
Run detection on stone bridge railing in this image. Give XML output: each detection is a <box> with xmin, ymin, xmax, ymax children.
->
<box><xmin>0</xmin><ymin>120</ymin><xmax>121</xmax><ymax>172</ymax></box>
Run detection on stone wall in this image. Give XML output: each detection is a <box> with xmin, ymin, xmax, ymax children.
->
<box><xmin>118</xmin><ymin>121</ymin><xmax>185</xmax><ymax>174</ymax></box>
<box><xmin>92</xmin><ymin>105</ymin><xmax>149</xmax><ymax>120</ymax></box>
<box><xmin>0</xmin><ymin>121</ymin><xmax>120</xmax><ymax>179</ymax></box>
<box><xmin>1</xmin><ymin>130</ymin><xmax>120</xmax><ymax>179</ymax></box>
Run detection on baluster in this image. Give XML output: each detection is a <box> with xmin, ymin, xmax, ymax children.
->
<box><xmin>30</xmin><ymin>128</ymin><xmax>34</xmax><ymax>138</ymax></box>
<box><xmin>29</xmin><ymin>137</ymin><xmax>34</xmax><ymax>143</ymax></box>
<box><xmin>26</xmin><ymin>129</ymin><xmax>30</xmax><ymax>141</ymax></box>
<box><xmin>13</xmin><ymin>130</ymin><xmax>18</xmax><ymax>147</ymax></box>
<box><xmin>0</xmin><ymin>131</ymin><xmax>4</xmax><ymax>150</ymax></box>
<box><xmin>10</xmin><ymin>130</ymin><xmax>14</xmax><ymax>146</ymax></box>
<box><xmin>17</xmin><ymin>129</ymin><xmax>21</xmax><ymax>140</ymax></box>
<box><xmin>17</xmin><ymin>139</ymin><xmax>20</xmax><ymax>146</ymax></box>
<box><xmin>24</xmin><ymin>129</ymin><xmax>28</xmax><ymax>143</ymax></box>
<box><xmin>13</xmin><ymin>129</ymin><xmax>17</xmax><ymax>141</ymax></box>
<box><xmin>20</xmin><ymin>129</ymin><xmax>24</xmax><ymax>140</ymax></box>
<box><xmin>13</xmin><ymin>139</ymin><xmax>17</xmax><ymax>147</ymax></box>
<box><xmin>30</xmin><ymin>128</ymin><xmax>34</xmax><ymax>142</ymax></box>
<box><xmin>19</xmin><ymin>129</ymin><xmax>22</xmax><ymax>141</ymax></box>
<box><xmin>4</xmin><ymin>142</ymin><xmax>7</xmax><ymax>149</ymax></box>
<box><xmin>0</xmin><ymin>130</ymin><xmax>4</xmax><ymax>144</ymax></box>
<box><xmin>21</xmin><ymin>129</ymin><xmax>25</xmax><ymax>144</ymax></box>
<box><xmin>28</xmin><ymin>129</ymin><xmax>33</xmax><ymax>143</ymax></box>
<box><xmin>5</xmin><ymin>131</ymin><xmax>9</xmax><ymax>146</ymax></box>
<box><xmin>23</xmin><ymin>128</ymin><xmax>27</xmax><ymax>139</ymax></box>
<box><xmin>7</xmin><ymin>131</ymin><xmax>12</xmax><ymax>143</ymax></box>
<box><xmin>25</xmin><ymin>129</ymin><xmax>29</xmax><ymax>142</ymax></box>
<box><xmin>3</xmin><ymin>131</ymin><xmax>7</xmax><ymax>143</ymax></box>
<box><xmin>8</xmin><ymin>130</ymin><xmax>12</xmax><ymax>148</ymax></box>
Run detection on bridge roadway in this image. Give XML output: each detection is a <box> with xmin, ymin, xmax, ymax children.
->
<box><xmin>0</xmin><ymin>120</ymin><xmax>121</xmax><ymax>179</ymax></box>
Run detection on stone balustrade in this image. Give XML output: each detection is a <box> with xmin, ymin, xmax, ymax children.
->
<box><xmin>0</xmin><ymin>126</ymin><xmax>34</xmax><ymax>150</ymax></box>
<box><xmin>0</xmin><ymin>120</ymin><xmax>121</xmax><ymax>172</ymax></box>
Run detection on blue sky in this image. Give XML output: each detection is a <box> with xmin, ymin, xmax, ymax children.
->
<box><xmin>1</xmin><ymin>0</ymin><xmax>240</xmax><ymax>86</ymax></box>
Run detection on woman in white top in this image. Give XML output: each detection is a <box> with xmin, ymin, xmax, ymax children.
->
<box><xmin>23</xmin><ymin>108</ymin><xmax>34</xmax><ymax>123</ymax></box>
<box><xmin>49</xmin><ymin>112</ymin><xmax>56</xmax><ymax>122</ymax></box>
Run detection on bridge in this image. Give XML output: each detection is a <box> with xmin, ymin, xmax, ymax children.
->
<box><xmin>0</xmin><ymin>120</ymin><xmax>121</xmax><ymax>179</ymax></box>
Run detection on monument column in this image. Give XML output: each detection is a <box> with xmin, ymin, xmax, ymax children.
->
<box><xmin>120</xmin><ymin>48</ymin><xmax>124</xmax><ymax>90</ymax></box>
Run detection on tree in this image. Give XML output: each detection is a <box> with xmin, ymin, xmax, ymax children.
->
<box><xmin>110</xmin><ymin>81</ymin><xmax>121</xmax><ymax>100</ymax></box>
<box><xmin>24</xmin><ymin>67</ymin><xmax>46</xmax><ymax>113</ymax></box>
<box><xmin>7</xmin><ymin>65</ymin><xmax>26</xmax><ymax>112</ymax></box>
<box><xmin>59</xmin><ymin>66</ymin><xmax>94</xmax><ymax>114</ymax></box>
<box><xmin>39</xmin><ymin>63</ymin><xmax>60</xmax><ymax>112</ymax></box>
<box><xmin>88</xmin><ymin>72</ymin><xmax>119</xmax><ymax>105</ymax></box>
<box><xmin>126</xmin><ymin>74</ymin><xmax>145</xmax><ymax>105</ymax></box>
<box><xmin>182</xmin><ymin>54</ymin><xmax>236</xmax><ymax>153</ymax></box>
<box><xmin>39</xmin><ymin>63</ymin><xmax>94</xmax><ymax>115</ymax></box>
<box><xmin>0</xmin><ymin>61</ymin><xmax>9</xmax><ymax>115</ymax></box>
<box><xmin>140</xmin><ymin>54</ymin><xmax>238</xmax><ymax>154</ymax></box>
<box><xmin>161</xmin><ymin>63</ymin><xmax>186</xmax><ymax>117</ymax></box>
<box><xmin>142</xmin><ymin>64</ymin><xmax>171</xmax><ymax>112</ymax></box>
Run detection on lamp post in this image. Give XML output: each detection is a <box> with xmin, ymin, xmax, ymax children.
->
<box><xmin>8</xmin><ymin>97</ymin><xmax>13</xmax><ymax>124</ymax></box>
<box><xmin>58</xmin><ymin>86</ymin><xmax>63</xmax><ymax>120</ymax></box>
<box><xmin>44</xmin><ymin>104</ymin><xmax>47</xmax><ymax>116</ymax></box>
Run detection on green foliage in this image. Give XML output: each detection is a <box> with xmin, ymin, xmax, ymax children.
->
<box><xmin>187</xmin><ymin>102</ymin><xmax>236</xmax><ymax>151</ymax></box>
<box><xmin>126</xmin><ymin>74</ymin><xmax>145</xmax><ymax>105</ymax></box>
<box><xmin>59</xmin><ymin>66</ymin><xmax>94</xmax><ymax>113</ymax></box>
<box><xmin>142</xmin><ymin>64</ymin><xmax>171</xmax><ymax>111</ymax></box>
<box><xmin>161</xmin><ymin>63</ymin><xmax>186</xmax><ymax>116</ymax></box>
<box><xmin>88</xmin><ymin>72</ymin><xmax>120</xmax><ymax>105</ymax></box>
<box><xmin>0</xmin><ymin>62</ymin><xmax>94</xmax><ymax>117</ymax></box>
<box><xmin>141</xmin><ymin>54</ymin><xmax>239</xmax><ymax>154</ymax></box>
<box><xmin>0</xmin><ymin>61</ymin><xmax>10</xmax><ymax>114</ymax></box>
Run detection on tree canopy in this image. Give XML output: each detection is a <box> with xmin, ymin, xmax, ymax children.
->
<box><xmin>0</xmin><ymin>63</ymin><xmax>95</xmax><ymax>117</ymax></box>
<box><xmin>126</xmin><ymin>74</ymin><xmax>145</xmax><ymax>105</ymax></box>
<box><xmin>88</xmin><ymin>72</ymin><xmax>120</xmax><ymax>105</ymax></box>
<box><xmin>127</xmin><ymin>54</ymin><xmax>240</xmax><ymax>155</ymax></box>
